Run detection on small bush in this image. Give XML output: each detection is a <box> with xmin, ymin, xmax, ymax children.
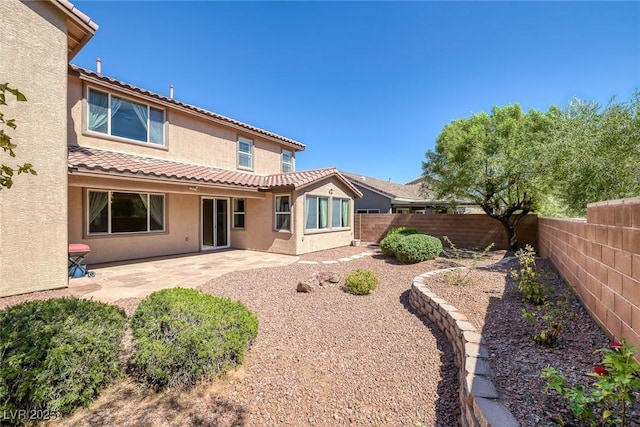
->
<box><xmin>130</xmin><ymin>288</ymin><xmax>258</xmax><ymax>390</ymax></box>
<box><xmin>345</xmin><ymin>269</ymin><xmax>379</xmax><ymax>295</ymax></box>
<box><xmin>511</xmin><ymin>245</ymin><xmax>550</xmax><ymax>305</ymax></box>
<box><xmin>379</xmin><ymin>227</ymin><xmax>421</xmax><ymax>257</ymax></box>
<box><xmin>0</xmin><ymin>298</ymin><xmax>127</xmax><ymax>418</ymax></box>
<box><xmin>395</xmin><ymin>234</ymin><xmax>443</xmax><ymax>264</ymax></box>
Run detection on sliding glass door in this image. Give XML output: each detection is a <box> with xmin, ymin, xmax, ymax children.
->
<box><xmin>201</xmin><ymin>198</ymin><xmax>229</xmax><ymax>249</ymax></box>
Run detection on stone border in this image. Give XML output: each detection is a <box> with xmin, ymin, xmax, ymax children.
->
<box><xmin>408</xmin><ymin>259</ymin><xmax>519</xmax><ymax>427</ymax></box>
<box><xmin>298</xmin><ymin>251</ymin><xmax>376</xmax><ymax>265</ymax></box>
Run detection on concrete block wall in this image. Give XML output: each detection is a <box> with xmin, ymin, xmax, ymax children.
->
<box><xmin>538</xmin><ymin>197</ymin><xmax>640</xmax><ymax>351</ymax></box>
<box><xmin>354</xmin><ymin>214</ymin><xmax>538</xmax><ymax>251</ymax></box>
<box><xmin>409</xmin><ymin>264</ymin><xmax>519</xmax><ymax>427</ymax></box>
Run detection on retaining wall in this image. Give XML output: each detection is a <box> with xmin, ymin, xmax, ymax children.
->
<box><xmin>538</xmin><ymin>197</ymin><xmax>640</xmax><ymax>350</ymax></box>
<box><xmin>354</xmin><ymin>214</ymin><xmax>538</xmax><ymax>251</ymax></box>
<box><xmin>409</xmin><ymin>264</ymin><xmax>518</xmax><ymax>427</ymax></box>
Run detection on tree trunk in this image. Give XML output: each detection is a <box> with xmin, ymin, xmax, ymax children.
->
<box><xmin>501</xmin><ymin>220</ymin><xmax>519</xmax><ymax>253</ymax></box>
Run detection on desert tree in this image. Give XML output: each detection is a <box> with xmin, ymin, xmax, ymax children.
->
<box><xmin>422</xmin><ymin>103</ymin><xmax>554</xmax><ymax>251</ymax></box>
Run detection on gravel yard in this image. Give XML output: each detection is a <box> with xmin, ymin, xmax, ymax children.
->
<box><xmin>1</xmin><ymin>244</ymin><xmax>635</xmax><ymax>426</ymax></box>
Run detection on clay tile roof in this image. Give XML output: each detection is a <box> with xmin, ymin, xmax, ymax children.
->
<box><xmin>68</xmin><ymin>146</ymin><xmax>361</xmax><ymax>197</ymax></box>
<box><xmin>265</xmin><ymin>169</ymin><xmax>363</xmax><ymax>197</ymax></box>
<box><xmin>54</xmin><ymin>0</ymin><xmax>99</xmax><ymax>31</ymax></box>
<box><xmin>68</xmin><ymin>145</ymin><xmax>267</xmax><ymax>188</ymax></box>
<box><xmin>69</xmin><ymin>65</ymin><xmax>305</xmax><ymax>151</ymax></box>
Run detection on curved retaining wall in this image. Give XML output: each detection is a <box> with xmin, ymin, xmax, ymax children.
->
<box><xmin>409</xmin><ymin>264</ymin><xmax>519</xmax><ymax>427</ymax></box>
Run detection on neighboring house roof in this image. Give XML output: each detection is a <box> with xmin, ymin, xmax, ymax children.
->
<box><xmin>51</xmin><ymin>0</ymin><xmax>98</xmax><ymax>59</ymax></box>
<box><xmin>69</xmin><ymin>65</ymin><xmax>305</xmax><ymax>151</ymax></box>
<box><xmin>341</xmin><ymin>171</ymin><xmax>476</xmax><ymax>206</ymax></box>
<box><xmin>341</xmin><ymin>172</ymin><xmax>437</xmax><ymax>202</ymax></box>
<box><xmin>68</xmin><ymin>146</ymin><xmax>361</xmax><ymax>196</ymax></box>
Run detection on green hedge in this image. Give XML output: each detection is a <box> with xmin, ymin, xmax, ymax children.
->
<box><xmin>0</xmin><ymin>298</ymin><xmax>127</xmax><ymax>418</ymax></box>
<box><xmin>379</xmin><ymin>227</ymin><xmax>421</xmax><ymax>257</ymax></box>
<box><xmin>345</xmin><ymin>269</ymin><xmax>379</xmax><ymax>295</ymax></box>
<box><xmin>130</xmin><ymin>288</ymin><xmax>258</xmax><ymax>390</ymax></box>
<box><xmin>395</xmin><ymin>234</ymin><xmax>443</xmax><ymax>264</ymax></box>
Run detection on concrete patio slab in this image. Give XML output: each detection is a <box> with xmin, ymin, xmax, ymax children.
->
<box><xmin>68</xmin><ymin>250</ymin><xmax>299</xmax><ymax>303</ymax></box>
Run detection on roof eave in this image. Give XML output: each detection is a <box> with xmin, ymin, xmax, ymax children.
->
<box><xmin>70</xmin><ymin>67</ymin><xmax>305</xmax><ymax>152</ymax></box>
<box><xmin>50</xmin><ymin>0</ymin><xmax>98</xmax><ymax>60</ymax></box>
<box><xmin>68</xmin><ymin>167</ymin><xmax>264</xmax><ymax>192</ymax></box>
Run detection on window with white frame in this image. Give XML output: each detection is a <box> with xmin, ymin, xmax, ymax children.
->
<box><xmin>306</xmin><ymin>195</ymin><xmax>352</xmax><ymax>231</ymax></box>
<box><xmin>282</xmin><ymin>150</ymin><xmax>293</xmax><ymax>173</ymax></box>
<box><xmin>88</xmin><ymin>190</ymin><xmax>165</xmax><ymax>234</ymax></box>
<box><xmin>331</xmin><ymin>198</ymin><xmax>350</xmax><ymax>228</ymax></box>
<box><xmin>274</xmin><ymin>195</ymin><xmax>291</xmax><ymax>231</ymax></box>
<box><xmin>305</xmin><ymin>195</ymin><xmax>329</xmax><ymax>230</ymax></box>
<box><xmin>233</xmin><ymin>198</ymin><xmax>246</xmax><ymax>229</ymax></box>
<box><xmin>238</xmin><ymin>137</ymin><xmax>253</xmax><ymax>169</ymax></box>
<box><xmin>356</xmin><ymin>209</ymin><xmax>380</xmax><ymax>214</ymax></box>
<box><xmin>87</xmin><ymin>88</ymin><xmax>164</xmax><ymax>145</ymax></box>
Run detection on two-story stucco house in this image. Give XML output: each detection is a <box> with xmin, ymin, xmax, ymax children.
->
<box><xmin>0</xmin><ymin>0</ymin><xmax>361</xmax><ymax>297</ymax></box>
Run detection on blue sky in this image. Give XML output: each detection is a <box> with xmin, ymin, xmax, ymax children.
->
<box><xmin>72</xmin><ymin>1</ymin><xmax>640</xmax><ymax>183</ymax></box>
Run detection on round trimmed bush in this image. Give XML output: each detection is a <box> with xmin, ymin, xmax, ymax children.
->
<box><xmin>395</xmin><ymin>234</ymin><xmax>443</xmax><ymax>264</ymax></box>
<box><xmin>345</xmin><ymin>269</ymin><xmax>379</xmax><ymax>295</ymax></box>
<box><xmin>379</xmin><ymin>227</ymin><xmax>421</xmax><ymax>258</ymax></box>
<box><xmin>380</xmin><ymin>233</ymin><xmax>404</xmax><ymax>257</ymax></box>
<box><xmin>0</xmin><ymin>297</ymin><xmax>127</xmax><ymax>417</ymax></box>
<box><xmin>130</xmin><ymin>287</ymin><xmax>258</xmax><ymax>390</ymax></box>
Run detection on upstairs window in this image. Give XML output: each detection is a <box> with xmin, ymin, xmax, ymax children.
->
<box><xmin>282</xmin><ymin>150</ymin><xmax>293</xmax><ymax>173</ymax></box>
<box><xmin>238</xmin><ymin>137</ymin><xmax>253</xmax><ymax>169</ymax></box>
<box><xmin>88</xmin><ymin>88</ymin><xmax>164</xmax><ymax>145</ymax></box>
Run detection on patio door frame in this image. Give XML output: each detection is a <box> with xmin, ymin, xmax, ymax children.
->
<box><xmin>201</xmin><ymin>197</ymin><xmax>230</xmax><ymax>250</ymax></box>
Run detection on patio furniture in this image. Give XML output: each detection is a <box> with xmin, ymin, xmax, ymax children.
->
<box><xmin>68</xmin><ymin>243</ymin><xmax>96</xmax><ymax>278</ymax></box>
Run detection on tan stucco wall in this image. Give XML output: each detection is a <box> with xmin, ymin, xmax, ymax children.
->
<box><xmin>230</xmin><ymin>195</ymin><xmax>297</xmax><ymax>255</ymax></box>
<box><xmin>69</xmin><ymin>185</ymin><xmax>199</xmax><ymax>264</ymax></box>
<box><xmin>68</xmin><ymin>175</ymin><xmax>272</xmax><ymax>264</ymax></box>
<box><xmin>67</xmin><ymin>76</ymin><xmax>293</xmax><ymax>175</ymax></box>
<box><xmin>67</xmin><ymin>173</ymin><xmax>356</xmax><ymax>262</ymax></box>
<box><xmin>0</xmin><ymin>1</ymin><xmax>69</xmax><ymax>296</ymax></box>
<box><xmin>295</xmin><ymin>179</ymin><xmax>355</xmax><ymax>254</ymax></box>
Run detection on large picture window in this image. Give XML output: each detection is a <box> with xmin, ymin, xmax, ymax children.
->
<box><xmin>306</xmin><ymin>195</ymin><xmax>351</xmax><ymax>232</ymax></box>
<box><xmin>88</xmin><ymin>190</ymin><xmax>165</xmax><ymax>234</ymax></box>
<box><xmin>274</xmin><ymin>195</ymin><xmax>291</xmax><ymax>231</ymax></box>
<box><xmin>88</xmin><ymin>88</ymin><xmax>164</xmax><ymax>145</ymax></box>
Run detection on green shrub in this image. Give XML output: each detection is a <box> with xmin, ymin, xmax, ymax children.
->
<box><xmin>0</xmin><ymin>298</ymin><xmax>127</xmax><ymax>418</ymax></box>
<box><xmin>345</xmin><ymin>269</ymin><xmax>379</xmax><ymax>295</ymax></box>
<box><xmin>130</xmin><ymin>287</ymin><xmax>258</xmax><ymax>390</ymax></box>
<box><xmin>395</xmin><ymin>234</ymin><xmax>443</xmax><ymax>264</ymax></box>
<box><xmin>511</xmin><ymin>245</ymin><xmax>550</xmax><ymax>305</ymax></box>
<box><xmin>379</xmin><ymin>227</ymin><xmax>421</xmax><ymax>257</ymax></box>
<box><xmin>380</xmin><ymin>233</ymin><xmax>404</xmax><ymax>257</ymax></box>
